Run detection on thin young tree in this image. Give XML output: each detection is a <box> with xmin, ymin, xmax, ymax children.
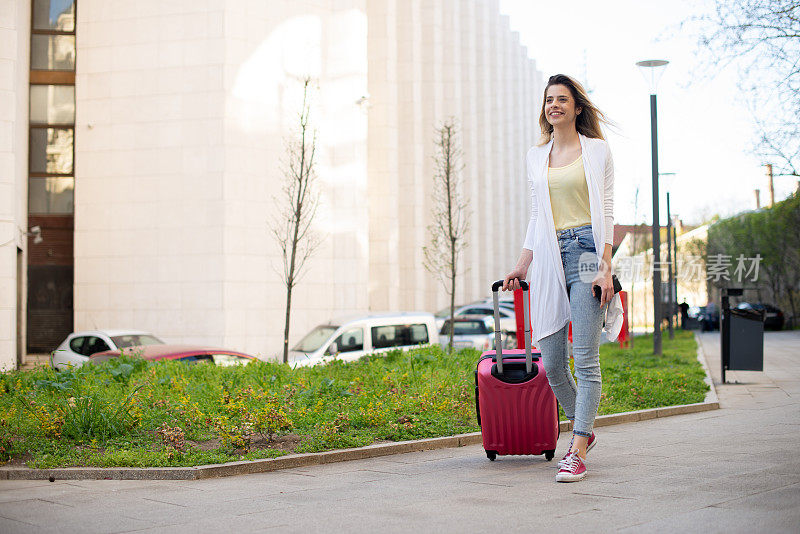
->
<box><xmin>272</xmin><ymin>77</ymin><xmax>321</xmax><ymax>363</ymax></box>
<box><xmin>423</xmin><ymin>118</ymin><xmax>469</xmax><ymax>352</ymax></box>
<box><xmin>687</xmin><ymin>1</ymin><xmax>800</xmax><ymax>176</ymax></box>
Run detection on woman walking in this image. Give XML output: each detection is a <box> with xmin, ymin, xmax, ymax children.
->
<box><xmin>502</xmin><ymin>74</ymin><xmax>620</xmax><ymax>482</ymax></box>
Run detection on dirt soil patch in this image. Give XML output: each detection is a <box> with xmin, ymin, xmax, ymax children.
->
<box><xmin>188</xmin><ymin>433</ymin><xmax>303</xmax><ymax>454</ymax></box>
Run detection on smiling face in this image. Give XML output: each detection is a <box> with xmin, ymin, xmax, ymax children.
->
<box><xmin>544</xmin><ymin>84</ymin><xmax>582</xmax><ymax>127</ymax></box>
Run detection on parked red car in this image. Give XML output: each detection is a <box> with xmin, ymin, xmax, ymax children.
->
<box><xmin>89</xmin><ymin>344</ymin><xmax>258</xmax><ymax>366</ymax></box>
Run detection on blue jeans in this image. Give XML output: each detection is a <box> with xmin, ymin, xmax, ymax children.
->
<box><xmin>537</xmin><ymin>224</ymin><xmax>605</xmax><ymax>438</ymax></box>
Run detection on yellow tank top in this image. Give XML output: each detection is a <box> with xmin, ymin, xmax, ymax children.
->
<box><xmin>548</xmin><ymin>156</ymin><xmax>591</xmax><ymax>231</ymax></box>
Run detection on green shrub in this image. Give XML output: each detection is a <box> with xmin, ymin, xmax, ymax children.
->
<box><xmin>0</xmin><ymin>330</ymin><xmax>706</xmax><ymax>468</ymax></box>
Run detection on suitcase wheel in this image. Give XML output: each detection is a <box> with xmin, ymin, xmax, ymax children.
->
<box><xmin>486</xmin><ymin>450</ymin><xmax>497</xmax><ymax>461</ymax></box>
<box><xmin>544</xmin><ymin>450</ymin><xmax>555</xmax><ymax>461</ymax></box>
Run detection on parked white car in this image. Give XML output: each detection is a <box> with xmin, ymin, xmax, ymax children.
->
<box><xmin>51</xmin><ymin>330</ymin><xmax>164</xmax><ymax>371</ymax></box>
<box><xmin>289</xmin><ymin>312</ymin><xmax>439</xmax><ymax>367</ymax></box>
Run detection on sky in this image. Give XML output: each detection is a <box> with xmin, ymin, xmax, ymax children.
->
<box><xmin>498</xmin><ymin>0</ymin><xmax>798</xmax><ymax>226</ymax></box>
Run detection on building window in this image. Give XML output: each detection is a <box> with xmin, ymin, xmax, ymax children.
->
<box><xmin>32</xmin><ymin>0</ymin><xmax>75</xmax><ymax>32</ymax></box>
<box><xmin>29</xmin><ymin>177</ymin><xmax>74</xmax><ymax>215</ymax></box>
<box><xmin>27</xmin><ymin>0</ymin><xmax>76</xmax><ymax>354</ymax></box>
<box><xmin>29</xmin><ymin>0</ymin><xmax>75</xmax><ymax>216</ymax></box>
<box><xmin>29</xmin><ymin>85</ymin><xmax>75</xmax><ymax>123</ymax></box>
<box><xmin>31</xmin><ymin>34</ymin><xmax>76</xmax><ymax>70</ymax></box>
<box><xmin>28</xmin><ymin>0</ymin><xmax>75</xmax><ymax>215</ymax></box>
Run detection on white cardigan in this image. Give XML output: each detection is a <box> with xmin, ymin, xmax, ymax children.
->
<box><xmin>522</xmin><ymin>133</ymin><xmax>622</xmax><ymax>343</ymax></box>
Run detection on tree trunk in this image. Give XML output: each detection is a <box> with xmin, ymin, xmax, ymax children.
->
<box><xmin>282</xmin><ymin>285</ymin><xmax>292</xmax><ymax>363</ymax></box>
<box><xmin>446</xmin><ymin>127</ymin><xmax>455</xmax><ymax>352</ymax></box>
<box><xmin>449</xmin><ymin>239</ymin><xmax>456</xmax><ymax>351</ymax></box>
<box><xmin>282</xmin><ymin>197</ymin><xmax>303</xmax><ymax>364</ymax></box>
<box><xmin>786</xmin><ymin>288</ymin><xmax>797</xmax><ymax>329</ymax></box>
<box><xmin>629</xmin><ymin>282</ymin><xmax>635</xmax><ymax>349</ymax></box>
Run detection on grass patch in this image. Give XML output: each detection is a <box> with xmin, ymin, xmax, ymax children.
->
<box><xmin>0</xmin><ymin>330</ymin><xmax>706</xmax><ymax>468</ymax></box>
<box><xmin>597</xmin><ymin>330</ymin><xmax>709</xmax><ymax>414</ymax></box>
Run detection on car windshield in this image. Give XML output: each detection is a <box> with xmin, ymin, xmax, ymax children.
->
<box><xmin>111</xmin><ymin>334</ymin><xmax>164</xmax><ymax>348</ymax></box>
<box><xmin>292</xmin><ymin>326</ymin><xmax>338</xmax><ymax>353</ymax></box>
<box><xmin>441</xmin><ymin>321</ymin><xmax>489</xmax><ymax>335</ymax></box>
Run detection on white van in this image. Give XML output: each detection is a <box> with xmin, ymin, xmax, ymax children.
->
<box><xmin>289</xmin><ymin>312</ymin><xmax>439</xmax><ymax>367</ymax></box>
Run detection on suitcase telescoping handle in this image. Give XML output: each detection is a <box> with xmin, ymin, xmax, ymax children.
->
<box><xmin>490</xmin><ymin>279</ymin><xmax>533</xmax><ymax>375</ymax></box>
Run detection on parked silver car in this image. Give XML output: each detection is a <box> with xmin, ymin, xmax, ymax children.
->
<box><xmin>51</xmin><ymin>330</ymin><xmax>164</xmax><ymax>370</ymax></box>
<box><xmin>439</xmin><ymin>315</ymin><xmax>514</xmax><ymax>351</ymax></box>
<box><xmin>435</xmin><ymin>303</ymin><xmax>517</xmax><ymax>336</ymax></box>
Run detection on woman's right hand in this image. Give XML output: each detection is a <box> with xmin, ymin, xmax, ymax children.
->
<box><xmin>502</xmin><ymin>267</ymin><xmax>528</xmax><ymax>291</ymax></box>
<box><xmin>502</xmin><ymin>250</ymin><xmax>533</xmax><ymax>291</ymax></box>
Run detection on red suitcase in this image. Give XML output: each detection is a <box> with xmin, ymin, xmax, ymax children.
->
<box><xmin>474</xmin><ymin>279</ymin><xmax>559</xmax><ymax>461</ymax></box>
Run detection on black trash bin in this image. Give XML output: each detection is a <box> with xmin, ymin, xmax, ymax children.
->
<box><xmin>721</xmin><ymin>288</ymin><xmax>765</xmax><ymax>383</ymax></box>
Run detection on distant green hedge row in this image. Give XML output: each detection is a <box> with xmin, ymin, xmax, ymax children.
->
<box><xmin>707</xmin><ymin>191</ymin><xmax>799</xmax><ymax>324</ymax></box>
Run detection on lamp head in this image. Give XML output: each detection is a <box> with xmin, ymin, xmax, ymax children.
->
<box><xmin>636</xmin><ymin>59</ymin><xmax>669</xmax><ymax>94</ymax></box>
<box><xmin>659</xmin><ymin>172</ymin><xmax>677</xmax><ymax>192</ymax></box>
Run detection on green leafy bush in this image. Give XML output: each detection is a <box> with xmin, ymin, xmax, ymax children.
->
<box><xmin>0</xmin><ymin>331</ymin><xmax>706</xmax><ymax>468</ymax></box>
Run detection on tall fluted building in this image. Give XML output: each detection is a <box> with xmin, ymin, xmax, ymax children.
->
<box><xmin>1</xmin><ymin>0</ymin><xmax>543</xmax><ymax>368</ymax></box>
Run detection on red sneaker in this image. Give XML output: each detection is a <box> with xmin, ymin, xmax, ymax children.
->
<box><xmin>556</xmin><ymin>451</ymin><xmax>587</xmax><ymax>482</ymax></box>
<box><xmin>559</xmin><ymin>432</ymin><xmax>596</xmax><ymax>466</ymax></box>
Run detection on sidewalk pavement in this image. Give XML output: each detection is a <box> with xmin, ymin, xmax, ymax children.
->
<box><xmin>0</xmin><ymin>332</ymin><xmax>798</xmax><ymax>533</ymax></box>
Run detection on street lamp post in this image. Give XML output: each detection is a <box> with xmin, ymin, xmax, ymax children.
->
<box><xmin>666</xmin><ymin>191</ymin><xmax>674</xmax><ymax>339</ymax></box>
<box><xmin>661</xmin><ymin>172</ymin><xmax>677</xmax><ymax>340</ymax></box>
<box><xmin>672</xmin><ymin>211</ymin><xmax>679</xmax><ymax>331</ymax></box>
<box><xmin>636</xmin><ymin>59</ymin><xmax>669</xmax><ymax>356</ymax></box>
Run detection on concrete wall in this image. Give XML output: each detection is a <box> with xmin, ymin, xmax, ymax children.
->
<box><xmin>221</xmin><ymin>0</ymin><xmax>369</xmax><ymax>357</ymax></box>
<box><xmin>74</xmin><ymin>0</ymin><xmax>230</xmax><ymax>348</ymax></box>
<box><xmin>367</xmin><ymin>0</ymin><xmax>543</xmax><ymax>315</ymax></box>
<box><xmin>74</xmin><ymin>0</ymin><xmax>369</xmax><ymax>360</ymax></box>
<box><xmin>367</xmin><ymin>0</ymin><xmax>400</xmax><ymax>312</ymax></box>
<box><xmin>0</xmin><ymin>0</ymin><xmax>30</xmax><ymax>370</ymax></box>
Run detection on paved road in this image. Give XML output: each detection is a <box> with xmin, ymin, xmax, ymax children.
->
<box><xmin>1</xmin><ymin>332</ymin><xmax>798</xmax><ymax>533</ymax></box>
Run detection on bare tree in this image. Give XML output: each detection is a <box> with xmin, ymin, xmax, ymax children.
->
<box><xmin>687</xmin><ymin>1</ymin><xmax>800</xmax><ymax>176</ymax></box>
<box><xmin>272</xmin><ymin>77</ymin><xmax>321</xmax><ymax>363</ymax></box>
<box><xmin>754</xmin><ymin>116</ymin><xmax>800</xmax><ymax>178</ymax></box>
<box><xmin>423</xmin><ymin>118</ymin><xmax>469</xmax><ymax>352</ymax></box>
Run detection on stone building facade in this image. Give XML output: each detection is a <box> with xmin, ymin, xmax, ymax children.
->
<box><xmin>1</xmin><ymin>0</ymin><xmax>544</xmax><ymax>367</ymax></box>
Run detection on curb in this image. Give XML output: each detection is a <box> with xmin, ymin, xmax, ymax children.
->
<box><xmin>694</xmin><ymin>331</ymin><xmax>720</xmax><ymax>405</ymax></box>
<box><xmin>1</xmin><ymin>336</ymin><xmax>720</xmax><ymax>481</ymax></box>
<box><xmin>0</xmin><ymin>434</ymin><xmax>482</xmax><ymax>481</ymax></box>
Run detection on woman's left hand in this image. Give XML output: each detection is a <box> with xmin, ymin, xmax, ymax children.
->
<box><xmin>591</xmin><ymin>268</ymin><xmax>614</xmax><ymax>306</ymax></box>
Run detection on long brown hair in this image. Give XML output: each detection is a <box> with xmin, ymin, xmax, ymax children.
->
<box><xmin>538</xmin><ymin>74</ymin><xmax>611</xmax><ymax>145</ymax></box>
